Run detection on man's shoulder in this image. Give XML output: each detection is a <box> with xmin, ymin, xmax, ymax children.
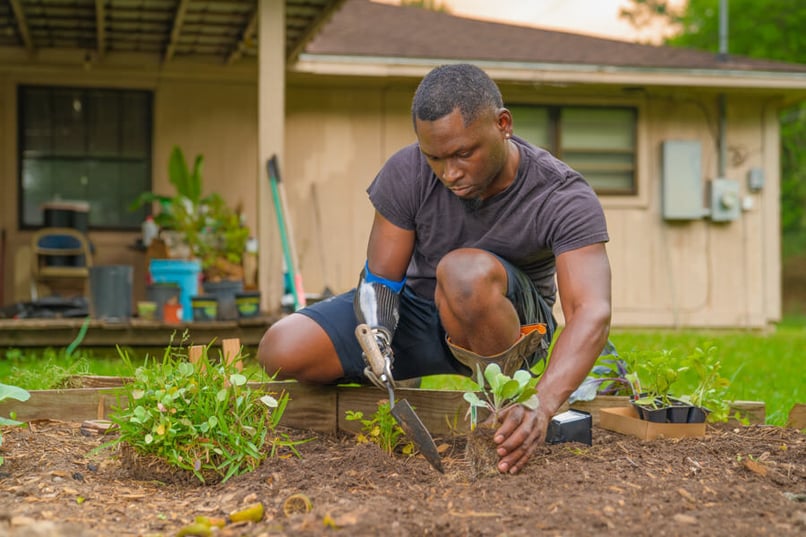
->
<box><xmin>387</xmin><ymin>142</ymin><xmax>423</xmax><ymax>165</ymax></box>
<box><xmin>378</xmin><ymin>143</ymin><xmax>430</xmax><ymax>184</ymax></box>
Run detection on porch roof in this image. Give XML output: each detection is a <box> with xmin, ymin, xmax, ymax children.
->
<box><xmin>0</xmin><ymin>0</ymin><xmax>346</xmax><ymax>65</ymax></box>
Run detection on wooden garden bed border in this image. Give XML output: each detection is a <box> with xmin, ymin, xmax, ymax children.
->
<box><xmin>0</xmin><ymin>379</ymin><xmax>469</xmax><ymax>435</ymax></box>
<box><xmin>0</xmin><ymin>377</ymin><xmax>770</xmax><ymax>435</ymax></box>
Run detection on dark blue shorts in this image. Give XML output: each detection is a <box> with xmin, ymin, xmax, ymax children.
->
<box><xmin>299</xmin><ymin>256</ymin><xmax>556</xmax><ymax>383</ymax></box>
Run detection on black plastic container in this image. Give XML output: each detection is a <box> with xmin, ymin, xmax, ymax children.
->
<box><xmin>545</xmin><ymin>410</ymin><xmax>592</xmax><ymax>445</ymax></box>
<box><xmin>191</xmin><ymin>295</ymin><xmax>218</xmax><ymax>322</ymax></box>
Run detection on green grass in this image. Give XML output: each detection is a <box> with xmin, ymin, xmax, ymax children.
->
<box><xmin>3</xmin><ymin>321</ymin><xmax>803</xmax><ymax>426</ymax></box>
<box><xmin>424</xmin><ymin>319</ymin><xmax>806</xmax><ymax>426</ymax></box>
<box><xmin>0</xmin><ymin>346</ymin><xmax>269</xmax><ymax>391</ymax></box>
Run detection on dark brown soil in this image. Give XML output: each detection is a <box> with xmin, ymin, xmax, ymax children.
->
<box><xmin>0</xmin><ymin>420</ymin><xmax>804</xmax><ymax>537</ymax></box>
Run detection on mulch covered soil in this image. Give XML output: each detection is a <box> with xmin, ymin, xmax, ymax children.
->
<box><xmin>1</xmin><ymin>420</ymin><xmax>804</xmax><ymax>537</ymax></box>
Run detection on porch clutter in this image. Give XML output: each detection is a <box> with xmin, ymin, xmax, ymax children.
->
<box><xmin>133</xmin><ymin>146</ymin><xmax>257</xmax><ymax>321</ymax></box>
<box><xmin>88</xmin><ymin>265</ymin><xmax>133</xmax><ymax>322</ymax></box>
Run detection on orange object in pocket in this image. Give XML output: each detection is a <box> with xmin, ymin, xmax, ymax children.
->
<box><xmin>521</xmin><ymin>323</ymin><xmax>546</xmax><ymax>336</ymax></box>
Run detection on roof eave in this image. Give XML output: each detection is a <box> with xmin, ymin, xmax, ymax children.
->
<box><xmin>293</xmin><ymin>53</ymin><xmax>806</xmax><ymax>94</ymax></box>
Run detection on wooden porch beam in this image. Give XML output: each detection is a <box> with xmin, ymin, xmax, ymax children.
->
<box><xmin>226</xmin><ymin>8</ymin><xmax>258</xmax><ymax>65</ymax></box>
<box><xmin>164</xmin><ymin>0</ymin><xmax>191</xmax><ymax>62</ymax></box>
<box><xmin>9</xmin><ymin>0</ymin><xmax>34</xmax><ymax>54</ymax></box>
<box><xmin>94</xmin><ymin>0</ymin><xmax>106</xmax><ymax>56</ymax></box>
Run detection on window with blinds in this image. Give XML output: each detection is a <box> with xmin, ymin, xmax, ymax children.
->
<box><xmin>18</xmin><ymin>85</ymin><xmax>153</xmax><ymax>229</ymax></box>
<box><xmin>510</xmin><ymin>105</ymin><xmax>637</xmax><ymax>195</ymax></box>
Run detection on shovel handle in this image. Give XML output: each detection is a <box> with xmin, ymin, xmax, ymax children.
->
<box><xmin>355</xmin><ymin>324</ymin><xmax>386</xmax><ymax>378</ymax></box>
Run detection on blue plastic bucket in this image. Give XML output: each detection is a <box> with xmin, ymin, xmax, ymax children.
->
<box><xmin>148</xmin><ymin>259</ymin><xmax>201</xmax><ymax>322</ymax></box>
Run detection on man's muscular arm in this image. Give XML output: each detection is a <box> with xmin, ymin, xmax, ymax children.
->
<box><xmin>365</xmin><ymin>211</ymin><xmax>415</xmax><ymax>281</ymax></box>
<box><xmin>494</xmin><ymin>242</ymin><xmax>611</xmax><ymax>474</ymax></box>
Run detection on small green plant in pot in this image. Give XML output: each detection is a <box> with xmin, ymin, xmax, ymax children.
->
<box><xmin>463</xmin><ymin>363</ymin><xmax>539</xmax><ymax>478</ymax></box>
<box><xmin>677</xmin><ymin>345</ymin><xmax>731</xmax><ymax>423</ymax></box>
<box><xmin>629</xmin><ymin>346</ymin><xmax>731</xmax><ymax>424</ymax></box>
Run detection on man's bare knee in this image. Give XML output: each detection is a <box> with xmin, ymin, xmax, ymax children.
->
<box><xmin>436</xmin><ymin>249</ymin><xmax>506</xmax><ymax>309</ymax></box>
<box><xmin>257</xmin><ymin>314</ymin><xmax>345</xmax><ymax>383</ymax></box>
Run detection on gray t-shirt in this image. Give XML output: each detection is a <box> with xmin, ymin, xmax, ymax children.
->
<box><xmin>367</xmin><ymin>136</ymin><xmax>609</xmax><ymax>305</ymax></box>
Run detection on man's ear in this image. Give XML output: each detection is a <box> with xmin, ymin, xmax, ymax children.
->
<box><xmin>496</xmin><ymin>108</ymin><xmax>513</xmax><ymax>135</ymax></box>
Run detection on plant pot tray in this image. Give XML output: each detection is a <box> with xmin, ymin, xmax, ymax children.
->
<box><xmin>599</xmin><ymin>406</ymin><xmax>706</xmax><ymax>440</ymax></box>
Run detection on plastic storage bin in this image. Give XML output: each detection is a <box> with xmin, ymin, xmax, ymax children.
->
<box><xmin>148</xmin><ymin>259</ymin><xmax>201</xmax><ymax>322</ymax></box>
<box><xmin>89</xmin><ymin>265</ymin><xmax>133</xmax><ymax>322</ymax></box>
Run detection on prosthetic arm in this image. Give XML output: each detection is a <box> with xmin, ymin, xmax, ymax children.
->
<box><xmin>353</xmin><ymin>261</ymin><xmax>405</xmax><ymax>387</ymax></box>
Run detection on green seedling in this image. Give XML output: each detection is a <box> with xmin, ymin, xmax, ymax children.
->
<box><xmin>100</xmin><ymin>341</ymin><xmax>306</xmax><ymax>483</ymax></box>
<box><xmin>677</xmin><ymin>345</ymin><xmax>731</xmax><ymax>422</ymax></box>
<box><xmin>345</xmin><ymin>400</ymin><xmax>414</xmax><ymax>456</ymax></box>
<box><xmin>463</xmin><ymin>363</ymin><xmax>539</xmax><ymax>430</ymax></box>
<box><xmin>0</xmin><ymin>382</ymin><xmax>30</xmax><ymax>466</ymax></box>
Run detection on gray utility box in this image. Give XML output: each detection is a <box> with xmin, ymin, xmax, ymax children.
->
<box><xmin>661</xmin><ymin>140</ymin><xmax>704</xmax><ymax>221</ymax></box>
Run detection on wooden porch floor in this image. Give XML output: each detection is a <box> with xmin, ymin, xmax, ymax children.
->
<box><xmin>0</xmin><ymin>316</ymin><xmax>279</xmax><ymax>348</ymax></box>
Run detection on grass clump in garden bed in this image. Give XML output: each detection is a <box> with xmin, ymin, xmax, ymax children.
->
<box><xmin>103</xmin><ymin>339</ymin><xmax>305</xmax><ymax>485</ymax></box>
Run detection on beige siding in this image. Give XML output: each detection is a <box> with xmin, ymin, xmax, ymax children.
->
<box><xmin>0</xmin><ymin>72</ymin><xmax>785</xmax><ymax>328</ymax></box>
<box><xmin>283</xmin><ymin>83</ymin><xmax>782</xmax><ymax>329</ymax></box>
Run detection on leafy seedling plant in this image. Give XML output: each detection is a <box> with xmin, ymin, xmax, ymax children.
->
<box><xmin>345</xmin><ymin>400</ymin><xmax>414</xmax><ymax>456</ymax></box>
<box><xmin>463</xmin><ymin>363</ymin><xmax>540</xmax><ymax>478</ymax></box>
<box><xmin>0</xmin><ymin>383</ymin><xmax>30</xmax><ymax>467</ymax></box>
<box><xmin>103</xmin><ymin>341</ymin><xmax>306</xmax><ymax>484</ymax></box>
<box><xmin>464</xmin><ymin>363</ymin><xmax>540</xmax><ymax>430</ymax></box>
<box><xmin>677</xmin><ymin>345</ymin><xmax>732</xmax><ymax>422</ymax></box>
<box><xmin>568</xmin><ymin>342</ymin><xmax>640</xmax><ymax>403</ymax></box>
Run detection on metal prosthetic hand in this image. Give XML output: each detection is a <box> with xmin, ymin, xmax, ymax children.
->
<box><xmin>353</xmin><ymin>262</ymin><xmax>404</xmax><ymax>390</ymax></box>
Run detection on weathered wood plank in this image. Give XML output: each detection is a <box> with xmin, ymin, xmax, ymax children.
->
<box><xmin>0</xmin><ymin>388</ymin><xmax>125</xmax><ymax>422</ymax></box>
<box><xmin>336</xmin><ymin>386</ymin><xmax>469</xmax><ymax>435</ymax></box>
<box><xmin>730</xmin><ymin>400</ymin><xmax>766</xmax><ymax>424</ymax></box>
<box><xmin>570</xmin><ymin>395</ymin><xmax>632</xmax><ymax>426</ymax></box>
<box><xmin>252</xmin><ymin>382</ymin><xmax>338</xmax><ymax>434</ymax></box>
<box><xmin>569</xmin><ymin>397</ymin><xmax>767</xmax><ymax>425</ymax></box>
<box><xmin>0</xmin><ymin>317</ymin><xmax>276</xmax><ymax>348</ymax></box>
<box><xmin>788</xmin><ymin>403</ymin><xmax>806</xmax><ymax>429</ymax></box>
<box><xmin>0</xmin><ymin>383</ymin><xmax>469</xmax><ymax>436</ymax></box>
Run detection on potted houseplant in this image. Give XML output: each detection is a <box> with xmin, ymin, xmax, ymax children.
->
<box><xmin>131</xmin><ymin>146</ymin><xmax>249</xmax><ymax>281</ymax></box>
<box><xmin>463</xmin><ymin>363</ymin><xmax>539</xmax><ymax>478</ymax></box>
<box><xmin>131</xmin><ymin>146</ymin><xmax>250</xmax><ymax>320</ymax></box>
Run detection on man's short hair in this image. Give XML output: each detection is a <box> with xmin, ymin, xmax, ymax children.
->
<box><xmin>411</xmin><ymin>64</ymin><xmax>504</xmax><ymax>129</ymax></box>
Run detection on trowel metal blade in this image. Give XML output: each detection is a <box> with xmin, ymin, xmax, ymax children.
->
<box><xmin>391</xmin><ymin>399</ymin><xmax>444</xmax><ymax>473</ymax></box>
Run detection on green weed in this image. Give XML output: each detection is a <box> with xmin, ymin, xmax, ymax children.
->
<box><xmin>0</xmin><ymin>382</ymin><xmax>30</xmax><ymax>466</ymax></box>
<box><xmin>345</xmin><ymin>400</ymin><xmax>414</xmax><ymax>456</ymax></box>
<box><xmin>103</xmin><ymin>340</ymin><xmax>306</xmax><ymax>484</ymax></box>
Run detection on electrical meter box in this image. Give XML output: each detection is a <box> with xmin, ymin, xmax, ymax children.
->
<box><xmin>710</xmin><ymin>178</ymin><xmax>741</xmax><ymax>222</ymax></box>
<box><xmin>662</xmin><ymin>140</ymin><xmax>704</xmax><ymax>220</ymax></box>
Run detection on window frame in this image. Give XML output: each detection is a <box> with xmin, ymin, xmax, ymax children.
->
<box><xmin>509</xmin><ymin>103</ymin><xmax>639</xmax><ymax>197</ymax></box>
<box><xmin>17</xmin><ymin>84</ymin><xmax>154</xmax><ymax>231</ymax></box>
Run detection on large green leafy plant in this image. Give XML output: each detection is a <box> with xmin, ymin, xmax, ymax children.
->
<box><xmin>130</xmin><ymin>146</ymin><xmax>249</xmax><ymax>281</ymax></box>
<box><xmin>106</xmin><ymin>341</ymin><xmax>301</xmax><ymax>484</ymax></box>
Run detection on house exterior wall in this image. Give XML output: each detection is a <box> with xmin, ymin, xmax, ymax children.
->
<box><xmin>284</xmin><ymin>81</ymin><xmax>782</xmax><ymax>329</ymax></box>
<box><xmin>0</xmin><ymin>72</ymin><xmax>783</xmax><ymax>328</ymax></box>
<box><xmin>0</xmin><ymin>68</ymin><xmax>258</xmax><ymax>305</ymax></box>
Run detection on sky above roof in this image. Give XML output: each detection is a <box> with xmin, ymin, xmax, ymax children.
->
<box><xmin>373</xmin><ymin>0</ymin><xmax>684</xmax><ymax>43</ymax></box>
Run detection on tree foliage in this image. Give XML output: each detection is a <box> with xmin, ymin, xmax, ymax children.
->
<box><xmin>621</xmin><ymin>0</ymin><xmax>806</xmax><ymax>241</ymax></box>
<box><xmin>620</xmin><ymin>0</ymin><xmax>805</xmax><ymax>62</ymax></box>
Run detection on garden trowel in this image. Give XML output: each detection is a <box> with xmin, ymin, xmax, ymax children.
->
<box><xmin>355</xmin><ymin>324</ymin><xmax>444</xmax><ymax>473</ymax></box>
